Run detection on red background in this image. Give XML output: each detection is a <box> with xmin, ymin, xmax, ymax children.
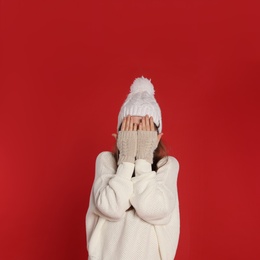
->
<box><xmin>1</xmin><ymin>0</ymin><xmax>260</xmax><ymax>259</ymax></box>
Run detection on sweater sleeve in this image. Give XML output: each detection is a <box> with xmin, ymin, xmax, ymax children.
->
<box><xmin>92</xmin><ymin>152</ymin><xmax>134</xmax><ymax>221</ymax></box>
<box><xmin>130</xmin><ymin>156</ymin><xmax>179</xmax><ymax>225</ymax></box>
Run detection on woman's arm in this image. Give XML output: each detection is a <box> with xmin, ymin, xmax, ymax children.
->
<box><xmin>130</xmin><ymin>156</ymin><xmax>179</xmax><ymax>225</ymax></box>
<box><xmin>92</xmin><ymin>117</ymin><xmax>138</xmax><ymax>221</ymax></box>
<box><xmin>92</xmin><ymin>152</ymin><xmax>134</xmax><ymax>221</ymax></box>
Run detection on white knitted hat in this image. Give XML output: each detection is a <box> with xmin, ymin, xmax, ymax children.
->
<box><xmin>117</xmin><ymin>76</ymin><xmax>162</xmax><ymax>133</ymax></box>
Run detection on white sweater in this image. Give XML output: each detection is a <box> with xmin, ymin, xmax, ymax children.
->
<box><xmin>86</xmin><ymin>151</ymin><xmax>180</xmax><ymax>260</ymax></box>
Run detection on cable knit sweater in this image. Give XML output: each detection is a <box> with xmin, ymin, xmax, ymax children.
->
<box><xmin>86</xmin><ymin>151</ymin><xmax>180</xmax><ymax>260</ymax></box>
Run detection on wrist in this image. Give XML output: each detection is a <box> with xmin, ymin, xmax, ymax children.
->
<box><xmin>136</xmin><ymin>130</ymin><xmax>158</xmax><ymax>163</ymax></box>
<box><xmin>134</xmin><ymin>159</ymin><xmax>153</xmax><ymax>176</ymax></box>
<box><xmin>118</xmin><ymin>154</ymin><xmax>135</xmax><ymax>165</ymax></box>
<box><xmin>117</xmin><ymin>131</ymin><xmax>137</xmax><ymax>165</ymax></box>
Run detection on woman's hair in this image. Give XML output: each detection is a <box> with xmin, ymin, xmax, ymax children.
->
<box><xmin>112</xmin><ymin>123</ymin><xmax>168</xmax><ymax>172</ymax></box>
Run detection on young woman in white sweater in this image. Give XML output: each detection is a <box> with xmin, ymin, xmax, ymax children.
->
<box><xmin>86</xmin><ymin>76</ymin><xmax>180</xmax><ymax>260</ymax></box>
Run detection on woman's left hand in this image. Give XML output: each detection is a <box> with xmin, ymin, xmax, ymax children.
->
<box><xmin>139</xmin><ymin>115</ymin><xmax>163</xmax><ymax>142</ymax></box>
<box><xmin>136</xmin><ymin>115</ymin><xmax>163</xmax><ymax>163</ymax></box>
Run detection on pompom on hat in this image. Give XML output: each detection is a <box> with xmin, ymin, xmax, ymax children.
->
<box><xmin>117</xmin><ymin>76</ymin><xmax>162</xmax><ymax>133</ymax></box>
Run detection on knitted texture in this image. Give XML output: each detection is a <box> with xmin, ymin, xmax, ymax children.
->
<box><xmin>117</xmin><ymin>131</ymin><xmax>137</xmax><ymax>165</ymax></box>
<box><xmin>86</xmin><ymin>152</ymin><xmax>180</xmax><ymax>260</ymax></box>
<box><xmin>117</xmin><ymin>76</ymin><xmax>163</xmax><ymax>133</ymax></box>
<box><xmin>136</xmin><ymin>130</ymin><xmax>159</xmax><ymax>164</ymax></box>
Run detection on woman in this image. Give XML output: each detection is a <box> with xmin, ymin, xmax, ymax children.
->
<box><xmin>86</xmin><ymin>76</ymin><xmax>180</xmax><ymax>260</ymax></box>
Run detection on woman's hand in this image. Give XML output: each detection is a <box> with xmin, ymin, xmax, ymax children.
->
<box><xmin>112</xmin><ymin>115</ymin><xmax>137</xmax><ymax>139</ymax></box>
<box><xmin>136</xmin><ymin>115</ymin><xmax>163</xmax><ymax>164</ymax></box>
<box><xmin>113</xmin><ymin>115</ymin><xmax>138</xmax><ymax>165</ymax></box>
<box><xmin>139</xmin><ymin>115</ymin><xmax>163</xmax><ymax>141</ymax></box>
<box><xmin>112</xmin><ymin>115</ymin><xmax>164</xmax><ymax>164</ymax></box>
<box><xmin>121</xmin><ymin>115</ymin><xmax>137</xmax><ymax>131</ymax></box>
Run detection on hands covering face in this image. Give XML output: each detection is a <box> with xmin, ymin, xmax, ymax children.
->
<box><xmin>121</xmin><ymin>115</ymin><xmax>156</xmax><ymax>132</ymax></box>
<box><xmin>113</xmin><ymin>115</ymin><xmax>163</xmax><ymax>165</ymax></box>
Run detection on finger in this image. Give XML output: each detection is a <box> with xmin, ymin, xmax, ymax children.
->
<box><xmin>126</xmin><ymin>115</ymin><xmax>130</xmax><ymax>131</ymax></box>
<box><xmin>121</xmin><ymin>117</ymin><xmax>126</xmax><ymax>131</ymax></box>
<box><xmin>112</xmin><ymin>133</ymin><xmax>117</xmax><ymax>139</ymax></box>
<box><xmin>133</xmin><ymin>123</ymin><xmax>137</xmax><ymax>131</ymax></box>
<box><xmin>145</xmin><ymin>115</ymin><xmax>150</xmax><ymax>131</ymax></box>
<box><xmin>139</xmin><ymin>122</ymin><xmax>142</xmax><ymax>130</ymax></box>
<box><xmin>141</xmin><ymin>117</ymin><xmax>146</xmax><ymax>131</ymax></box>
<box><xmin>129</xmin><ymin>117</ymin><xmax>133</xmax><ymax>131</ymax></box>
<box><xmin>150</xmin><ymin>116</ymin><xmax>155</xmax><ymax>131</ymax></box>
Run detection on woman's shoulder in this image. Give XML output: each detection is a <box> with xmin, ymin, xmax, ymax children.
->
<box><xmin>96</xmin><ymin>151</ymin><xmax>116</xmax><ymax>168</ymax></box>
<box><xmin>157</xmin><ymin>155</ymin><xmax>180</xmax><ymax>172</ymax></box>
<box><xmin>96</xmin><ymin>151</ymin><xmax>114</xmax><ymax>160</ymax></box>
<box><xmin>167</xmin><ymin>156</ymin><xmax>179</xmax><ymax>167</ymax></box>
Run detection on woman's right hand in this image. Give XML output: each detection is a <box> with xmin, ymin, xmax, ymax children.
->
<box><xmin>112</xmin><ymin>115</ymin><xmax>138</xmax><ymax>139</ymax></box>
<box><xmin>114</xmin><ymin>115</ymin><xmax>138</xmax><ymax>165</ymax></box>
<box><xmin>121</xmin><ymin>115</ymin><xmax>137</xmax><ymax>131</ymax></box>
